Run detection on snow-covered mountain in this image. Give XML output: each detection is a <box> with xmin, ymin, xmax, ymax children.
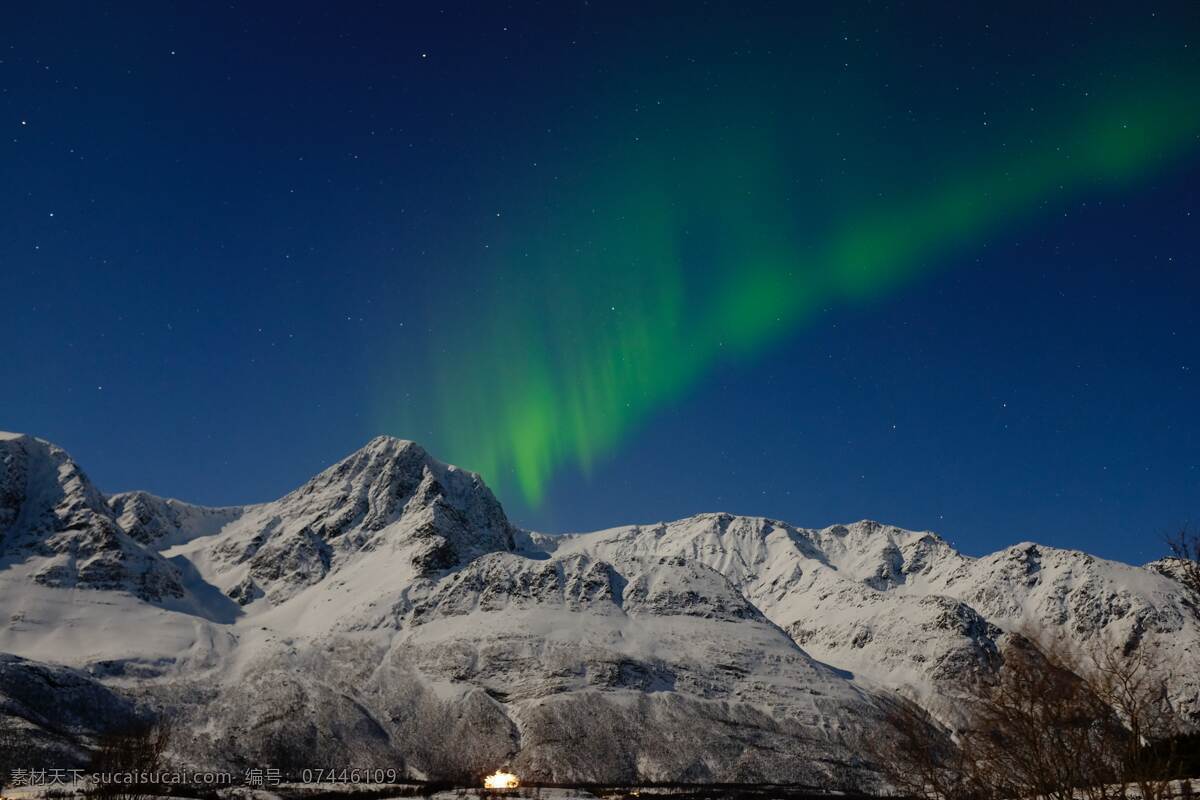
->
<box><xmin>0</xmin><ymin>432</ymin><xmax>1196</xmax><ymax>785</ymax></box>
<box><xmin>1</xmin><ymin>432</ymin><xmax>191</xmax><ymax>602</ymax></box>
<box><xmin>533</xmin><ymin>515</ymin><xmax>1200</xmax><ymax>725</ymax></box>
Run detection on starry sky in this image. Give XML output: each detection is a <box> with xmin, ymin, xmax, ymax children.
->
<box><xmin>4</xmin><ymin>2</ymin><xmax>1198</xmax><ymax>565</ymax></box>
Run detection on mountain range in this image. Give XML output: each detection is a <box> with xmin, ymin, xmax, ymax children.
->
<box><xmin>1</xmin><ymin>431</ymin><xmax>1196</xmax><ymax>787</ymax></box>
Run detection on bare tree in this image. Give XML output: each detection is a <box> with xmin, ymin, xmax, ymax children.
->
<box><xmin>864</xmin><ymin>695</ymin><xmax>985</xmax><ymax>800</ymax></box>
<box><xmin>257</xmin><ymin>725</ymin><xmax>314</xmax><ymax>780</ymax></box>
<box><xmin>1166</xmin><ymin>525</ymin><xmax>1200</xmax><ymax>596</ymax></box>
<box><xmin>869</xmin><ymin>633</ymin><xmax>1184</xmax><ymax>800</ymax></box>
<box><xmin>965</xmin><ymin>635</ymin><xmax>1130</xmax><ymax>800</ymax></box>
<box><xmin>0</xmin><ymin>714</ymin><xmax>38</xmax><ymax>792</ymax></box>
<box><xmin>87</xmin><ymin>716</ymin><xmax>174</xmax><ymax>800</ymax></box>
<box><xmin>1075</xmin><ymin>641</ymin><xmax>1182</xmax><ymax>800</ymax></box>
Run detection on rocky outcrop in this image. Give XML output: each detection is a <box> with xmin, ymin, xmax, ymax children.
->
<box><xmin>0</xmin><ymin>434</ymin><xmax>185</xmax><ymax>601</ymax></box>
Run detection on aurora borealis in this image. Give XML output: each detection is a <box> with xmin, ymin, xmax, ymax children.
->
<box><xmin>6</xmin><ymin>2</ymin><xmax>1199</xmax><ymax>562</ymax></box>
<box><xmin>396</xmin><ymin>40</ymin><xmax>1200</xmax><ymax>506</ymax></box>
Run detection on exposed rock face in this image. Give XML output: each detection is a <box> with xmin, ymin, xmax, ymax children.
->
<box><xmin>202</xmin><ymin>436</ymin><xmax>518</xmax><ymax>604</ymax></box>
<box><xmin>0</xmin><ymin>434</ymin><xmax>185</xmax><ymax>601</ymax></box>
<box><xmin>107</xmin><ymin>490</ymin><xmax>244</xmax><ymax>547</ymax></box>
<box><xmin>410</xmin><ymin>552</ymin><xmax>621</xmax><ymax>622</ymax></box>
<box><xmin>0</xmin><ymin>431</ymin><xmax>1196</xmax><ymax>785</ymax></box>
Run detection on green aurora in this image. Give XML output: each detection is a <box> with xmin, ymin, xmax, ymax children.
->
<box><xmin>383</xmin><ymin>57</ymin><xmax>1200</xmax><ymax>508</ymax></box>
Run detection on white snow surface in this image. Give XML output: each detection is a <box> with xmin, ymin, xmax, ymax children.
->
<box><xmin>1</xmin><ymin>432</ymin><xmax>1197</xmax><ymax>782</ymax></box>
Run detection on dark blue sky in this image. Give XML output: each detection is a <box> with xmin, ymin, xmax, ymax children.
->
<box><xmin>4</xmin><ymin>2</ymin><xmax>1197</xmax><ymax>564</ymax></box>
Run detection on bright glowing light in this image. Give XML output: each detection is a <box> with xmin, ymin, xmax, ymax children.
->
<box><xmin>483</xmin><ymin>770</ymin><xmax>520</xmax><ymax>789</ymax></box>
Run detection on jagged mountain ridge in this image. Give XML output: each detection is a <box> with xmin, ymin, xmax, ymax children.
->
<box><xmin>534</xmin><ymin>515</ymin><xmax>1200</xmax><ymax>723</ymax></box>
<box><xmin>0</xmin><ymin>431</ymin><xmax>1196</xmax><ymax>784</ymax></box>
<box><xmin>183</xmin><ymin>435</ymin><xmax>518</xmax><ymax>607</ymax></box>
<box><xmin>0</xmin><ymin>432</ymin><xmax>189</xmax><ymax>602</ymax></box>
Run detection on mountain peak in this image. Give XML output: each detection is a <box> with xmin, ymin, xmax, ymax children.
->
<box><xmin>362</xmin><ymin>434</ymin><xmax>424</xmax><ymax>452</ymax></box>
<box><xmin>284</xmin><ymin>435</ymin><xmax>450</xmax><ymax>515</ymax></box>
<box><xmin>1</xmin><ymin>433</ymin><xmax>110</xmax><ymax>539</ymax></box>
<box><xmin>204</xmin><ymin>435</ymin><xmax>517</xmax><ymax>605</ymax></box>
<box><xmin>0</xmin><ymin>433</ymin><xmax>186</xmax><ymax>601</ymax></box>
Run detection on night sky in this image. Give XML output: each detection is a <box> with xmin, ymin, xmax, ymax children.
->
<box><xmin>5</xmin><ymin>2</ymin><xmax>1198</xmax><ymax>565</ymax></box>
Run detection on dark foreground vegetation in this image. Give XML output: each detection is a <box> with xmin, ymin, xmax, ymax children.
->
<box><xmin>2</xmin><ymin>637</ymin><xmax>1196</xmax><ymax>800</ymax></box>
<box><xmin>282</xmin><ymin>785</ymin><xmax>879</xmax><ymax>800</ymax></box>
<box><xmin>859</xmin><ymin>526</ymin><xmax>1199</xmax><ymax>800</ymax></box>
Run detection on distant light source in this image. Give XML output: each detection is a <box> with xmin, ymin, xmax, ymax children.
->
<box><xmin>483</xmin><ymin>770</ymin><xmax>520</xmax><ymax>789</ymax></box>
